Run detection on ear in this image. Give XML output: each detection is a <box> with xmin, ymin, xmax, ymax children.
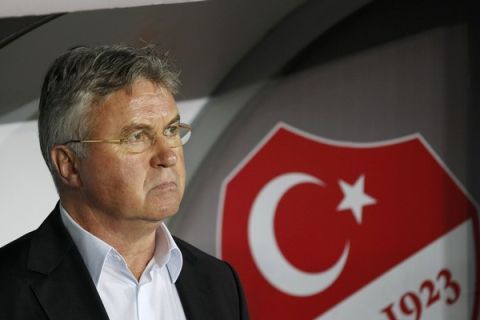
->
<box><xmin>50</xmin><ymin>145</ymin><xmax>82</xmax><ymax>188</ymax></box>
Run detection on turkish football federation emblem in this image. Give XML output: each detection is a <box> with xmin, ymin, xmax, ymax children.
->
<box><xmin>218</xmin><ymin>122</ymin><xmax>479</xmax><ymax>319</ymax></box>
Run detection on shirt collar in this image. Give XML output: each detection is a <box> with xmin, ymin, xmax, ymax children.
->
<box><xmin>59</xmin><ymin>204</ymin><xmax>183</xmax><ymax>285</ymax></box>
<box><xmin>155</xmin><ymin>223</ymin><xmax>183</xmax><ymax>283</ymax></box>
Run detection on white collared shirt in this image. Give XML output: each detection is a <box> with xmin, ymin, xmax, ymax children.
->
<box><xmin>60</xmin><ymin>205</ymin><xmax>186</xmax><ymax>320</ymax></box>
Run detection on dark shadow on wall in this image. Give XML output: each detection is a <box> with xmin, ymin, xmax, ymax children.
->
<box><xmin>283</xmin><ymin>0</ymin><xmax>468</xmax><ymax>75</ymax></box>
<box><xmin>0</xmin><ymin>14</ymin><xmax>63</xmax><ymax>49</ymax></box>
<box><xmin>467</xmin><ymin>0</ymin><xmax>480</xmax><ymax>202</ymax></box>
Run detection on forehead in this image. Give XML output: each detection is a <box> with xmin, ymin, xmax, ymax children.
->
<box><xmin>94</xmin><ymin>78</ymin><xmax>178</xmax><ymax>131</ymax></box>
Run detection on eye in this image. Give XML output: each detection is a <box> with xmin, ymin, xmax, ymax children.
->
<box><xmin>164</xmin><ymin>123</ymin><xmax>180</xmax><ymax>137</ymax></box>
<box><xmin>126</xmin><ymin>130</ymin><xmax>151</xmax><ymax>145</ymax></box>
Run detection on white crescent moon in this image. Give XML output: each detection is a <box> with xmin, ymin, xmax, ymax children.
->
<box><xmin>248</xmin><ymin>172</ymin><xmax>350</xmax><ymax>297</ymax></box>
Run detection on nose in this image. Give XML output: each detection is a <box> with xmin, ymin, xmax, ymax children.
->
<box><xmin>150</xmin><ymin>138</ymin><xmax>177</xmax><ymax>168</ymax></box>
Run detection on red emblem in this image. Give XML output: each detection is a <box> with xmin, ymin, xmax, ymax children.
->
<box><xmin>218</xmin><ymin>123</ymin><xmax>479</xmax><ymax>319</ymax></box>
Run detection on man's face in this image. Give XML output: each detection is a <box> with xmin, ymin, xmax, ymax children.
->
<box><xmin>76</xmin><ymin>78</ymin><xmax>186</xmax><ymax>223</ymax></box>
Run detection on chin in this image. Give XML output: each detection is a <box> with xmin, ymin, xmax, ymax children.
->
<box><xmin>144</xmin><ymin>202</ymin><xmax>180</xmax><ymax>221</ymax></box>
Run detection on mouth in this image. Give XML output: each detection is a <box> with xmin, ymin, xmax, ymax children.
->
<box><xmin>152</xmin><ymin>181</ymin><xmax>177</xmax><ymax>191</ymax></box>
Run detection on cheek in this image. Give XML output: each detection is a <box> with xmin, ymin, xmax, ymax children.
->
<box><xmin>100</xmin><ymin>157</ymin><xmax>148</xmax><ymax>210</ymax></box>
<box><xmin>117</xmin><ymin>157</ymin><xmax>146</xmax><ymax>189</ymax></box>
<box><xmin>88</xmin><ymin>153</ymin><xmax>144</xmax><ymax>196</ymax></box>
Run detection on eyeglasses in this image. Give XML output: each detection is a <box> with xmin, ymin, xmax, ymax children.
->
<box><xmin>64</xmin><ymin>122</ymin><xmax>192</xmax><ymax>153</ymax></box>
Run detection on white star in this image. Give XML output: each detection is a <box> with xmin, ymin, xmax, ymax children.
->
<box><xmin>337</xmin><ymin>175</ymin><xmax>376</xmax><ymax>224</ymax></box>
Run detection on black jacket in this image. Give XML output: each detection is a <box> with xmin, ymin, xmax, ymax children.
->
<box><xmin>0</xmin><ymin>205</ymin><xmax>249</xmax><ymax>320</ymax></box>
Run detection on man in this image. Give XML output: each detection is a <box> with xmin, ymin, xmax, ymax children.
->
<box><xmin>0</xmin><ymin>45</ymin><xmax>249</xmax><ymax>320</ymax></box>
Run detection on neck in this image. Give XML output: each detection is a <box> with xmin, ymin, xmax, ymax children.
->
<box><xmin>61</xmin><ymin>199</ymin><xmax>159</xmax><ymax>280</ymax></box>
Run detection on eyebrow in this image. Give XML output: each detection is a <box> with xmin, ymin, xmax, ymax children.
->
<box><xmin>169</xmin><ymin>114</ymin><xmax>181</xmax><ymax>125</ymax></box>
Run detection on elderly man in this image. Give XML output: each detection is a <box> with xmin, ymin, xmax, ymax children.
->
<box><xmin>0</xmin><ymin>45</ymin><xmax>249</xmax><ymax>320</ymax></box>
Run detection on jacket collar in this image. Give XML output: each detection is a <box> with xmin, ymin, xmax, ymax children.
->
<box><xmin>27</xmin><ymin>204</ymin><xmax>110</xmax><ymax>320</ymax></box>
<box><xmin>174</xmin><ymin>238</ymin><xmax>213</xmax><ymax>320</ymax></box>
<box><xmin>27</xmin><ymin>204</ymin><xmax>73</xmax><ymax>274</ymax></box>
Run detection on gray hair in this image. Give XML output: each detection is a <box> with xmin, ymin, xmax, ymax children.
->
<box><xmin>38</xmin><ymin>44</ymin><xmax>180</xmax><ymax>180</ymax></box>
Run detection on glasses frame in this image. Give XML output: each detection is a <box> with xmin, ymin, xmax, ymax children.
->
<box><xmin>63</xmin><ymin>122</ymin><xmax>192</xmax><ymax>150</ymax></box>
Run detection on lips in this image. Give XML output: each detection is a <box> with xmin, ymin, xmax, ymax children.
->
<box><xmin>152</xmin><ymin>181</ymin><xmax>177</xmax><ymax>191</ymax></box>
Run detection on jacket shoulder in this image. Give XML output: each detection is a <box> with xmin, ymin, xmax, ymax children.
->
<box><xmin>173</xmin><ymin>236</ymin><xmax>236</xmax><ymax>272</ymax></box>
<box><xmin>174</xmin><ymin>237</ymin><xmax>220</xmax><ymax>261</ymax></box>
<box><xmin>0</xmin><ymin>231</ymin><xmax>34</xmax><ymax>273</ymax></box>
